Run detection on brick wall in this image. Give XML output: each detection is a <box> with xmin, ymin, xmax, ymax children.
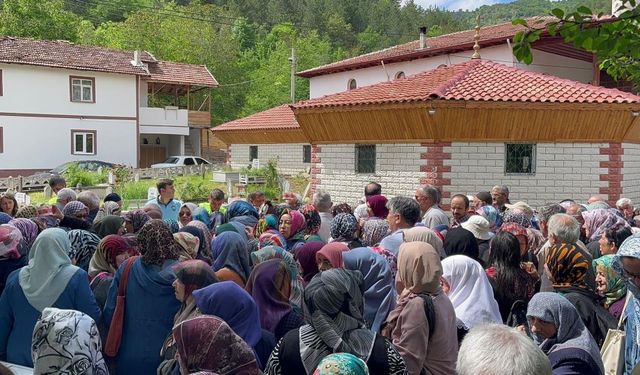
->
<box><xmin>623</xmin><ymin>143</ymin><xmax>640</xmax><ymax>203</ymax></box>
<box><xmin>314</xmin><ymin>143</ymin><xmax>423</xmax><ymax>206</ymax></box>
<box><xmin>229</xmin><ymin>143</ymin><xmax>311</xmax><ymax>175</ymax></box>
<box><xmin>443</xmin><ymin>142</ymin><xmax>609</xmax><ymax>207</ymax></box>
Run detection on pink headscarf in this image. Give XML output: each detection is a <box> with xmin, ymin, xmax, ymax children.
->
<box><xmin>316</xmin><ymin>242</ymin><xmax>350</xmax><ymax>268</ymax></box>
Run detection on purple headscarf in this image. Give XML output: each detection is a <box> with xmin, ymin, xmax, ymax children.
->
<box><xmin>295</xmin><ymin>241</ymin><xmax>325</xmax><ymax>283</ymax></box>
<box><xmin>245</xmin><ymin>259</ymin><xmax>292</xmax><ymax>333</ymax></box>
<box><xmin>9</xmin><ymin>218</ymin><xmax>39</xmax><ymax>250</ymax></box>
<box><xmin>582</xmin><ymin>208</ymin><xmax>630</xmax><ymax>242</ymax></box>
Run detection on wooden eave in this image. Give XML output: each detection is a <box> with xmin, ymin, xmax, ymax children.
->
<box><xmin>213</xmin><ymin>128</ymin><xmax>308</xmax><ymax>144</ymax></box>
<box><xmin>293</xmin><ymin>100</ymin><xmax>640</xmax><ymax>144</ymax></box>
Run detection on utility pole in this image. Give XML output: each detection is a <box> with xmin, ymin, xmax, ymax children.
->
<box><xmin>289</xmin><ymin>47</ymin><xmax>296</xmax><ymax>104</ymax></box>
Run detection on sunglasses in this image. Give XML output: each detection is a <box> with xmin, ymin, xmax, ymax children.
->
<box><xmin>179</xmin><ymin>211</ymin><xmax>192</xmax><ymax>217</ymax></box>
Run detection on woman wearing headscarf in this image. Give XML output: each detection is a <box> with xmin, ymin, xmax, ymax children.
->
<box><xmin>92</xmin><ymin>215</ymin><xmax>125</xmax><ymax>239</ymax></box>
<box><xmin>441</xmin><ymin>255</ymin><xmax>502</xmax><ymax>330</ymax></box>
<box><xmin>314</xmin><ymin>353</ymin><xmax>369</xmax><ymax>375</ymax></box>
<box><xmin>383</xmin><ymin>241</ymin><xmax>457</xmax><ymax>375</ymax></box>
<box><xmin>257</xmin><ymin>215</ymin><xmax>287</xmax><ymax>249</ymax></box>
<box><xmin>583</xmin><ymin>208</ymin><xmax>630</xmax><ymax>259</ymax></box>
<box><xmin>279</xmin><ymin>209</ymin><xmax>307</xmax><ymax>251</ymax></box>
<box><xmin>0</xmin><ymin>228</ymin><xmax>100</xmax><ymax>367</ymax></box>
<box><xmin>180</xmin><ymin>224</ymin><xmax>213</xmax><ymax>264</ymax></box>
<box><xmin>265</xmin><ymin>268</ymin><xmax>406</xmax><ymax>375</ymax></box>
<box><xmin>211</xmin><ymin>231</ymin><xmax>252</xmax><ymax>287</ymax></box>
<box><xmin>103</xmin><ymin>220</ymin><xmax>181</xmax><ymax>373</ymax></box>
<box><xmin>246</xmin><ymin>259</ymin><xmax>304</xmax><ymax>341</ymax></box>
<box><xmin>31</xmin><ymin>308</ymin><xmax>107</xmax><ymax>375</ymax></box>
<box><xmin>366</xmin><ymin>195</ymin><xmax>388</xmax><ymax>220</ymax></box>
<box><xmin>485</xmin><ymin>232</ymin><xmax>539</xmax><ymax>323</ymax></box>
<box><xmin>0</xmin><ymin>225</ymin><xmax>27</xmax><ymax>294</ymax></box>
<box><xmin>404</xmin><ymin>226</ymin><xmax>445</xmax><ymax>259</ymax></box>
<box><xmin>332</xmin><ymin>203</ymin><xmax>353</xmax><ymax>216</ymax></box>
<box><xmin>7</xmin><ymin>218</ymin><xmax>39</xmax><ymax>251</ymax></box>
<box><xmin>62</xmin><ymin>201</ymin><xmax>89</xmax><ymax>220</ymax></box>
<box><xmin>171</xmin><ymin>316</ymin><xmax>259</xmax><ymax>375</ymax></box>
<box><xmin>93</xmin><ymin>201</ymin><xmax>121</xmax><ymax>225</ymax></box>
<box><xmin>443</xmin><ymin>227</ymin><xmax>480</xmax><ymax>263</ymax></box>
<box><xmin>500</xmin><ymin>222</ymin><xmax>538</xmax><ymax>266</ymax></box>
<box><xmin>88</xmin><ymin>235</ymin><xmax>137</xmax><ymax>311</ymax></box>
<box><xmin>343</xmin><ymin>248</ymin><xmax>396</xmax><ymax>333</ymax></box>
<box><xmin>14</xmin><ymin>205</ymin><xmax>37</xmax><ymax>219</ymax></box>
<box><xmin>294</xmin><ymin>241</ymin><xmax>324</xmax><ymax>284</ymax></box>
<box><xmin>159</xmin><ymin>259</ymin><xmax>218</xmax><ymax>372</ymax></box>
<box><xmin>193</xmin><ymin>281</ymin><xmax>276</xmax><ymax>369</ymax></box>
<box><xmin>122</xmin><ymin>209</ymin><xmax>151</xmax><ymax>235</ymax></box>
<box><xmin>545</xmin><ymin>242</ymin><xmax>616</xmax><ymax>346</ymax></box>
<box><xmin>173</xmin><ymin>232</ymin><xmax>200</xmax><ymax>262</ymax></box>
<box><xmin>361</xmin><ymin>219</ymin><xmax>389</xmax><ymax>247</ymax></box>
<box><xmin>593</xmin><ymin>255</ymin><xmax>627</xmax><ymax>319</ymax></box>
<box><xmin>67</xmin><ymin>229</ymin><xmax>101</xmax><ymax>272</ymax></box>
<box><xmin>331</xmin><ymin>213</ymin><xmax>363</xmax><ymax>249</ymax></box>
<box><xmin>300</xmin><ymin>204</ymin><xmax>323</xmax><ymax>242</ymax></box>
<box><xmin>178</xmin><ymin>202</ymin><xmax>198</xmax><ymax>228</ymax></box>
<box><xmin>527</xmin><ymin>292</ymin><xmax>604</xmax><ymax>375</ymax></box>
<box><xmin>476</xmin><ymin>205</ymin><xmax>498</xmax><ymax>232</ymax></box>
<box><xmin>251</xmin><ymin>245</ymin><xmax>304</xmax><ymax>309</ymax></box>
<box><xmin>316</xmin><ymin>242</ymin><xmax>350</xmax><ymax>271</ymax></box>
<box><xmin>612</xmin><ymin>236</ymin><xmax>640</xmax><ymax>374</ymax></box>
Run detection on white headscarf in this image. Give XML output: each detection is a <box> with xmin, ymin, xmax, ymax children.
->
<box><xmin>32</xmin><ymin>308</ymin><xmax>107</xmax><ymax>375</ymax></box>
<box><xmin>441</xmin><ymin>254</ymin><xmax>502</xmax><ymax>328</ymax></box>
<box><xmin>18</xmin><ymin>228</ymin><xmax>79</xmax><ymax>312</ymax></box>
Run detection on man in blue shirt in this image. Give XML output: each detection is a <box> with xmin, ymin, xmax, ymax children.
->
<box><xmin>148</xmin><ymin>178</ymin><xmax>182</xmax><ymax>223</ymax></box>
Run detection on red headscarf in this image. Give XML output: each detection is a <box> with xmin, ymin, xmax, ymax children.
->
<box><xmin>366</xmin><ymin>195</ymin><xmax>389</xmax><ymax>219</ymax></box>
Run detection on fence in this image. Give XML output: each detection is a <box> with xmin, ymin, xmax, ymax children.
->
<box><xmin>0</xmin><ymin>164</ymin><xmax>221</xmax><ymax>193</ymax></box>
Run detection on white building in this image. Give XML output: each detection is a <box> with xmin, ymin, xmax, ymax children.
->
<box><xmin>0</xmin><ymin>36</ymin><xmax>217</xmax><ymax>177</ymax></box>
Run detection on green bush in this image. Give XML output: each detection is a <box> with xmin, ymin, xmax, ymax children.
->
<box><xmin>241</xmin><ymin>159</ymin><xmax>281</xmax><ymax>198</ymax></box>
<box><xmin>116</xmin><ymin>180</ymin><xmax>152</xmax><ymax>201</ymax></box>
<box><xmin>63</xmin><ymin>163</ymin><xmax>108</xmax><ymax>187</ymax></box>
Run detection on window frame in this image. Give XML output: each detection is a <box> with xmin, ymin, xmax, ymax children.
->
<box><xmin>249</xmin><ymin>145</ymin><xmax>258</xmax><ymax>161</ymax></box>
<box><xmin>303</xmin><ymin>145</ymin><xmax>311</xmax><ymax>163</ymax></box>
<box><xmin>71</xmin><ymin>130</ymin><xmax>97</xmax><ymax>155</ymax></box>
<box><xmin>355</xmin><ymin>144</ymin><xmax>376</xmax><ymax>174</ymax></box>
<box><xmin>69</xmin><ymin>76</ymin><xmax>96</xmax><ymax>103</ymax></box>
<box><xmin>504</xmin><ymin>143</ymin><xmax>536</xmax><ymax>175</ymax></box>
<box><xmin>347</xmin><ymin>78</ymin><xmax>357</xmax><ymax>91</ymax></box>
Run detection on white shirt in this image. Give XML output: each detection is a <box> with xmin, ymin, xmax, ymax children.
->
<box><xmin>422</xmin><ymin>206</ymin><xmax>450</xmax><ymax>229</ymax></box>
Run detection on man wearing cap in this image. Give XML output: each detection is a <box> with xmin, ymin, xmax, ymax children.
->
<box><xmin>461</xmin><ymin>215</ymin><xmax>493</xmax><ymax>263</ymax></box>
<box><xmin>415</xmin><ymin>184</ymin><xmax>449</xmax><ymax>229</ymax></box>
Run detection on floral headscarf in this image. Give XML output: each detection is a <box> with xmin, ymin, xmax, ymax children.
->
<box><xmin>8</xmin><ymin>218</ymin><xmax>39</xmax><ymax>250</ymax></box>
<box><xmin>546</xmin><ymin>243</ymin><xmax>591</xmax><ymax>290</ymax></box>
<box><xmin>61</xmin><ymin>201</ymin><xmax>87</xmax><ymax>218</ymax></box>
<box><xmin>122</xmin><ymin>209</ymin><xmax>151</xmax><ymax>233</ymax></box>
<box><xmin>301</xmin><ymin>204</ymin><xmax>322</xmax><ymax>237</ymax></box>
<box><xmin>502</xmin><ymin>209</ymin><xmax>532</xmax><ymax>228</ymax></box>
<box><xmin>173</xmin><ymin>232</ymin><xmax>200</xmax><ymax>262</ymax></box>
<box><xmin>476</xmin><ymin>205</ymin><xmax>498</xmax><ymax>229</ymax></box>
<box><xmin>593</xmin><ymin>255</ymin><xmax>627</xmax><ymax>307</ymax></box>
<box><xmin>0</xmin><ymin>224</ymin><xmax>24</xmax><ymax>259</ymax></box>
<box><xmin>582</xmin><ymin>208</ymin><xmax>630</xmax><ymax>242</ymax></box>
<box><xmin>313</xmin><ymin>353</ymin><xmax>369</xmax><ymax>375</ymax></box>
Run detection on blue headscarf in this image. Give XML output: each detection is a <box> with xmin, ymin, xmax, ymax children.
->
<box><xmin>0</xmin><ymin>212</ymin><xmax>11</xmax><ymax>224</ymax></box>
<box><xmin>226</xmin><ymin>200</ymin><xmax>259</xmax><ymax>222</ymax></box>
<box><xmin>211</xmin><ymin>232</ymin><xmax>251</xmax><ymax>283</ymax></box>
<box><xmin>192</xmin><ymin>207</ymin><xmax>210</xmax><ymax>225</ymax></box>
<box><xmin>192</xmin><ymin>281</ymin><xmax>262</xmax><ymax>347</ymax></box>
<box><xmin>343</xmin><ymin>247</ymin><xmax>396</xmax><ymax>332</ymax></box>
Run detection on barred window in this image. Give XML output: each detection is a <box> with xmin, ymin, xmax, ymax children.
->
<box><xmin>249</xmin><ymin>145</ymin><xmax>258</xmax><ymax>161</ymax></box>
<box><xmin>505</xmin><ymin>143</ymin><xmax>536</xmax><ymax>175</ymax></box>
<box><xmin>303</xmin><ymin>145</ymin><xmax>311</xmax><ymax>163</ymax></box>
<box><xmin>355</xmin><ymin>144</ymin><xmax>376</xmax><ymax>174</ymax></box>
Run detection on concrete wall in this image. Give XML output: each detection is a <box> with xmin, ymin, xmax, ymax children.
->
<box><xmin>309</xmin><ymin>44</ymin><xmax>594</xmax><ymax>98</ymax></box>
<box><xmin>623</xmin><ymin>143</ymin><xmax>640</xmax><ymax>203</ymax></box>
<box><xmin>230</xmin><ymin>143</ymin><xmax>311</xmax><ymax>175</ymax></box>
<box><xmin>314</xmin><ymin>143</ymin><xmax>423</xmax><ymax>206</ymax></box>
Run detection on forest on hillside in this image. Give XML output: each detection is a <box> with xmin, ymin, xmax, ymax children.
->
<box><xmin>0</xmin><ymin>0</ymin><xmax>612</xmax><ymax>124</ymax></box>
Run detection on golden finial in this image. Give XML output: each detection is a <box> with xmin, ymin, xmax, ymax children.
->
<box><xmin>472</xmin><ymin>14</ymin><xmax>481</xmax><ymax>59</ymax></box>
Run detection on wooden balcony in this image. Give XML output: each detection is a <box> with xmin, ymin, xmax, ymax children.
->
<box><xmin>188</xmin><ymin>110</ymin><xmax>211</xmax><ymax>128</ymax></box>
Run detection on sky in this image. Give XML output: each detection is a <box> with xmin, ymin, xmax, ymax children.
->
<box><xmin>409</xmin><ymin>0</ymin><xmax>515</xmax><ymax>11</ymax></box>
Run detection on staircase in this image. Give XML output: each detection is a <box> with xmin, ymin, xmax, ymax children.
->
<box><xmin>184</xmin><ymin>137</ymin><xmax>197</xmax><ymax>156</ymax></box>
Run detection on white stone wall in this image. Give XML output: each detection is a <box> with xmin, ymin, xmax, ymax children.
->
<box><xmin>443</xmin><ymin>142</ymin><xmax>609</xmax><ymax>207</ymax></box>
<box><xmin>230</xmin><ymin>143</ymin><xmax>311</xmax><ymax>174</ymax></box>
<box><xmin>623</xmin><ymin>143</ymin><xmax>640</xmax><ymax>202</ymax></box>
<box><xmin>315</xmin><ymin>143</ymin><xmax>423</xmax><ymax>206</ymax></box>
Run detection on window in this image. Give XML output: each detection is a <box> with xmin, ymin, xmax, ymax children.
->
<box><xmin>355</xmin><ymin>144</ymin><xmax>376</xmax><ymax>174</ymax></box>
<box><xmin>195</xmin><ymin>158</ymin><xmax>209</xmax><ymax>165</ymax></box>
<box><xmin>347</xmin><ymin>78</ymin><xmax>357</xmax><ymax>91</ymax></box>
<box><xmin>505</xmin><ymin>143</ymin><xmax>536</xmax><ymax>175</ymax></box>
<box><xmin>70</xmin><ymin>76</ymin><xmax>95</xmax><ymax>103</ymax></box>
<box><xmin>303</xmin><ymin>145</ymin><xmax>311</xmax><ymax>163</ymax></box>
<box><xmin>395</xmin><ymin>71</ymin><xmax>405</xmax><ymax>80</ymax></box>
<box><xmin>249</xmin><ymin>145</ymin><xmax>258</xmax><ymax>161</ymax></box>
<box><xmin>71</xmin><ymin>130</ymin><xmax>96</xmax><ymax>155</ymax></box>
<box><xmin>184</xmin><ymin>158</ymin><xmax>195</xmax><ymax>165</ymax></box>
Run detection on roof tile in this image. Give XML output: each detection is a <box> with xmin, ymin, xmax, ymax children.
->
<box><xmin>147</xmin><ymin>61</ymin><xmax>218</xmax><ymax>87</ymax></box>
<box><xmin>213</xmin><ymin>104</ymin><xmax>298</xmax><ymax>131</ymax></box>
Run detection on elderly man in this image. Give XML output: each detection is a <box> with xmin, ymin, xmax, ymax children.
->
<box><xmin>415</xmin><ymin>184</ymin><xmax>449</xmax><ymax>229</ymax></box>
<box><xmin>616</xmin><ymin>197</ymin><xmax>636</xmax><ymax>227</ymax></box>
<box><xmin>313</xmin><ymin>189</ymin><xmax>333</xmax><ymax>243</ymax></box>
<box><xmin>450</xmin><ymin>194</ymin><xmax>470</xmax><ymax>227</ymax></box>
<box><xmin>540</xmin><ymin>213</ymin><xmax>596</xmax><ymax>292</ymax></box>
<box><xmin>491</xmin><ymin>185</ymin><xmax>510</xmax><ymax>213</ymax></box>
<box><xmin>248</xmin><ymin>191</ymin><xmax>266</xmax><ymax>211</ymax></box>
<box><xmin>457</xmin><ymin>324</ymin><xmax>551</xmax><ymax>375</ymax></box>
<box><xmin>55</xmin><ymin>188</ymin><xmax>77</xmax><ymax>212</ymax></box>
<box><xmin>380</xmin><ymin>196</ymin><xmax>421</xmax><ymax>255</ymax></box>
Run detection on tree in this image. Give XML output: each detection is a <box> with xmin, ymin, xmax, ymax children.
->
<box><xmin>512</xmin><ymin>1</ymin><xmax>640</xmax><ymax>88</ymax></box>
<box><xmin>0</xmin><ymin>0</ymin><xmax>83</xmax><ymax>41</ymax></box>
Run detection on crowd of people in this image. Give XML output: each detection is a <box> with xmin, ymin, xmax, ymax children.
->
<box><xmin>1</xmin><ymin>176</ymin><xmax>640</xmax><ymax>374</ymax></box>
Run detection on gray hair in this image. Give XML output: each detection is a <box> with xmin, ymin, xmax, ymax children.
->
<box><xmin>421</xmin><ymin>184</ymin><xmax>440</xmax><ymax>203</ymax></box>
<box><xmin>210</xmin><ymin>188</ymin><xmax>225</xmax><ymax>201</ymax></box>
<box><xmin>387</xmin><ymin>196</ymin><xmax>421</xmax><ymax>226</ymax></box>
<box><xmin>491</xmin><ymin>185</ymin><xmax>509</xmax><ymax>196</ymax></box>
<box><xmin>538</xmin><ymin>203</ymin><xmax>565</xmax><ymax>223</ymax></box>
<box><xmin>77</xmin><ymin>191</ymin><xmax>100</xmax><ymax>209</ymax></box>
<box><xmin>56</xmin><ymin>188</ymin><xmax>76</xmax><ymax>203</ymax></box>
<box><xmin>548</xmin><ymin>213</ymin><xmax>580</xmax><ymax>244</ymax></box>
<box><xmin>617</xmin><ymin>197</ymin><xmax>633</xmax><ymax>209</ymax></box>
<box><xmin>457</xmin><ymin>324</ymin><xmax>551</xmax><ymax>375</ymax></box>
<box><xmin>313</xmin><ymin>189</ymin><xmax>332</xmax><ymax>212</ymax></box>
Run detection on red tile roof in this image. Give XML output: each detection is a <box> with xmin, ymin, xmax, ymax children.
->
<box><xmin>294</xmin><ymin>60</ymin><xmax>640</xmax><ymax>109</ymax></box>
<box><xmin>214</xmin><ymin>104</ymin><xmax>299</xmax><ymax>131</ymax></box>
<box><xmin>298</xmin><ymin>16</ymin><xmax>576</xmax><ymax>78</ymax></box>
<box><xmin>147</xmin><ymin>61</ymin><xmax>218</xmax><ymax>87</ymax></box>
